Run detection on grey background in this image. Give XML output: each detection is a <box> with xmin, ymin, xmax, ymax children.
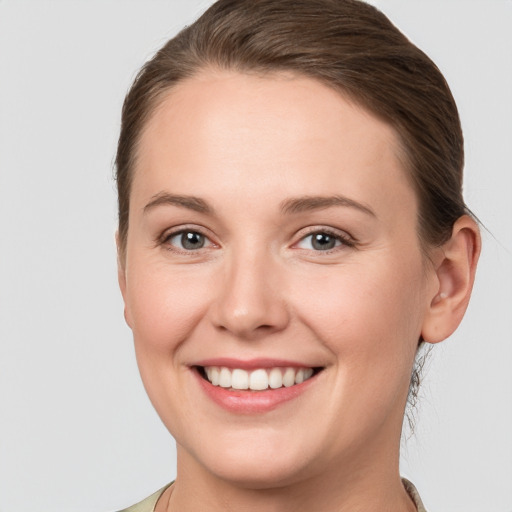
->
<box><xmin>0</xmin><ymin>1</ymin><xmax>510</xmax><ymax>511</ymax></box>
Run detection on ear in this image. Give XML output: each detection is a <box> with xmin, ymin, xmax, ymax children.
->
<box><xmin>421</xmin><ymin>215</ymin><xmax>481</xmax><ymax>344</ymax></box>
<box><xmin>116</xmin><ymin>231</ymin><xmax>133</xmax><ymax>329</ymax></box>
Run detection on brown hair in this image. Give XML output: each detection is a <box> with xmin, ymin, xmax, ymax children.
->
<box><xmin>115</xmin><ymin>0</ymin><xmax>469</xmax><ymax>421</ymax></box>
<box><xmin>116</xmin><ymin>0</ymin><xmax>468</xmax><ymax>257</ymax></box>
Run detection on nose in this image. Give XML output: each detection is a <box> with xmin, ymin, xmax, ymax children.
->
<box><xmin>210</xmin><ymin>248</ymin><xmax>290</xmax><ymax>340</ymax></box>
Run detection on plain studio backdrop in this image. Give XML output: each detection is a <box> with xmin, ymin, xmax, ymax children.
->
<box><xmin>0</xmin><ymin>1</ymin><xmax>511</xmax><ymax>511</ymax></box>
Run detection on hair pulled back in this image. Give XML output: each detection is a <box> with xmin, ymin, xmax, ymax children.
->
<box><xmin>116</xmin><ymin>0</ymin><xmax>468</xmax><ymax>258</ymax></box>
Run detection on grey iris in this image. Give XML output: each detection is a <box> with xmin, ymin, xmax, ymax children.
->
<box><xmin>312</xmin><ymin>232</ymin><xmax>336</xmax><ymax>250</ymax></box>
<box><xmin>182</xmin><ymin>231</ymin><xmax>205</xmax><ymax>250</ymax></box>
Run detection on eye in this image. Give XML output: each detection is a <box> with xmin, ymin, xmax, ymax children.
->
<box><xmin>166</xmin><ymin>230</ymin><xmax>212</xmax><ymax>251</ymax></box>
<box><xmin>296</xmin><ymin>230</ymin><xmax>349</xmax><ymax>251</ymax></box>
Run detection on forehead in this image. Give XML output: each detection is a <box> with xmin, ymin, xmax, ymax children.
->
<box><xmin>133</xmin><ymin>70</ymin><xmax>415</xmax><ymax>218</ymax></box>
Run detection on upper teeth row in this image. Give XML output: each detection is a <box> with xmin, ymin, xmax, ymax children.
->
<box><xmin>204</xmin><ymin>366</ymin><xmax>314</xmax><ymax>390</ymax></box>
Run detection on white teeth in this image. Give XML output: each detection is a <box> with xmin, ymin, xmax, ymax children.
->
<box><xmin>219</xmin><ymin>367</ymin><xmax>231</xmax><ymax>388</ymax></box>
<box><xmin>249</xmin><ymin>369</ymin><xmax>268</xmax><ymax>390</ymax></box>
<box><xmin>282</xmin><ymin>367</ymin><xmax>295</xmax><ymax>387</ymax></box>
<box><xmin>295</xmin><ymin>368</ymin><xmax>313</xmax><ymax>383</ymax></box>
<box><xmin>231</xmin><ymin>368</ymin><xmax>249</xmax><ymax>390</ymax></box>
<box><xmin>268</xmin><ymin>368</ymin><xmax>283</xmax><ymax>389</ymax></box>
<box><xmin>203</xmin><ymin>366</ymin><xmax>316</xmax><ymax>390</ymax></box>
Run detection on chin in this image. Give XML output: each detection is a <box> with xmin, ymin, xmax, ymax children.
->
<box><xmin>204</xmin><ymin>453</ymin><xmax>311</xmax><ymax>490</ymax></box>
<box><xmin>179</xmin><ymin>427</ymin><xmax>320</xmax><ymax>489</ymax></box>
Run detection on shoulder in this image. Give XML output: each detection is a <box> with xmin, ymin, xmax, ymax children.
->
<box><xmin>116</xmin><ymin>483</ymin><xmax>172</xmax><ymax>512</ymax></box>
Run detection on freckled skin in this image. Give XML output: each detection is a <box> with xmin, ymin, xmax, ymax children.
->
<box><xmin>119</xmin><ymin>71</ymin><xmax>449</xmax><ymax>512</ymax></box>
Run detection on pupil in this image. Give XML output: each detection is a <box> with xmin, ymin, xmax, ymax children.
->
<box><xmin>182</xmin><ymin>231</ymin><xmax>204</xmax><ymax>250</ymax></box>
<box><xmin>312</xmin><ymin>232</ymin><xmax>335</xmax><ymax>250</ymax></box>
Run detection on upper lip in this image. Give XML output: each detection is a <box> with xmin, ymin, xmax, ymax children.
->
<box><xmin>192</xmin><ymin>357</ymin><xmax>320</xmax><ymax>370</ymax></box>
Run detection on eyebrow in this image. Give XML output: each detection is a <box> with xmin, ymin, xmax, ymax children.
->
<box><xmin>143</xmin><ymin>192</ymin><xmax>375</xmax><ymax>218</ymax></box>
<box><xmin>280</xmin><ymin>195</ymin><xmax>376</xmax><ymax>217</ymax></box>
<box><xmin>143</xmin><ymin>192</ymin><xmax>213</xmax><ymax>215</ymax></box>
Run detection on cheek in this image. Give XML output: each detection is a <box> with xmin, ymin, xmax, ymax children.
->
<box><xmin>124</xmin><ymin>260</ymin><xmax>217</xmax><ymax>427</ymax></box>
<box><xmin>125</xmin><ymin>260</ymin><xmax>214</xmax><ymax>354</ymax></box>
<box><xmin>292</xmin><ymin>258</ymin><xmax>426</xmax><ymax>370</ymax></box>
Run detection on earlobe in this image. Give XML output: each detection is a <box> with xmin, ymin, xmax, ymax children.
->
<box><xmin>421</xmin><ymin>215</ymin><xmax>481</xmax><ymax>344</ymax></box>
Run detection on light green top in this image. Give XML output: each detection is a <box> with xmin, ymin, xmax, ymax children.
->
<box><xmin>118</xmin><ymin>478</ymin><xmax>427</xmax><ymax>512</ymax></box>
<box><xmin>117</xmin><ymin>483</ymin><xmax>173</xmax><ymax>512</ymax></box>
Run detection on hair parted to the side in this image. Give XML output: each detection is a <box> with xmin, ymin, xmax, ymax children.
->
<box><xmin>115</xmin><ymin>0</ymin><xmax>469</xmax><ymax>423</ymax></box>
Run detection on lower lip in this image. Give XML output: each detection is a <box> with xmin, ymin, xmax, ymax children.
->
<box><xmin>193</xmin><ymin>369</ymin><xmax>318</xmax><ymax>414</ymax></box>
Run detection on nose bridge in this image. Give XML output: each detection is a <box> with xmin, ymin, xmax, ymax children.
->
<box><xmin>212</xmin><ymin>241</ymin><xmax>289</xmax><ymax>338</ymax></box>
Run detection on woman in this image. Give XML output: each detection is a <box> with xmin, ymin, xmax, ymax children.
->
<box><xmin>114</xmin><ymin>0</ymin><xmax>480</xmax><ymax>510</ymax></box>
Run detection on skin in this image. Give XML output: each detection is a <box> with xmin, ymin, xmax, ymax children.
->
<box><xmin>118</xmin><ymin>71</ymin><xmax>480</xmax><ymax>512</ymax></box>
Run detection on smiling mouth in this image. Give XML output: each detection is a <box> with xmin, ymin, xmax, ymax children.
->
<box><xmin>196</xmin><ymin>366</ymin><xmax>322</xmax><ymax>391</ymax></box>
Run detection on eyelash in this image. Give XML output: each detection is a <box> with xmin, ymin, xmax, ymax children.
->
<box><xmin>159</xmin><ymin>226</ymin><xmax>215</xmax><ymax>254</ymax></box>
<box><xmin>294</xmin><ymin>227</ymin><xmax>355</xmax><ymax>254</ymax></box>
<box><xmin>158</xmin><ymin>226</ymin><xmax>355</xmax><ymax>254</ymax></box>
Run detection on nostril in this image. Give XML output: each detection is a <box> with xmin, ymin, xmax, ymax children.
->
<box><xmin>213</xmin><ymin>319</ymin><xmax>287</xmax><ymax>339</ymax></box>
<box><xmin>256</xmin><ymin>324</ymin><xmax>275</xmax><ymax>331</ymax></box>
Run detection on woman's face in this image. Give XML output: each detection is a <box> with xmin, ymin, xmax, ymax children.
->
<box><xmin>119</xmin><ymin>71</ymin><xmax>439</xmax><ymax>486</ymax></box>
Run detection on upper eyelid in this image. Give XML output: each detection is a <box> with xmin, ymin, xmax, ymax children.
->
<box><xmin>294</xmin><ymin>226</ymin><xmax>355</xmax><ymax>243</ymax></box>
<box><xmin>160</xmin><ymin>225</ymin><xmax>214</xmax><ymax>241</ymax></box>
